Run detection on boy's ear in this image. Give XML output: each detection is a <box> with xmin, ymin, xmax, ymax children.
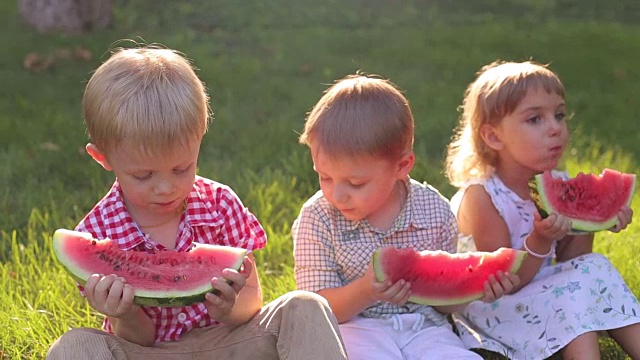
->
<box><xmin>85</xmin><ymin>143</ymin><xmax>113</xmax><ymax>171</ymax></box>
<box><xmin>480</xmin><ymin>124</ymin><xmax>503</xmax><ymax>151</ymax></box>
<box><xmin>396</xmin><ymin>150</ymin><xmax>415</xmax><ymax>178</ymax></box>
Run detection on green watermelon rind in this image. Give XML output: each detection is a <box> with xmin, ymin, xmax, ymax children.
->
<box><xmin>56</xmin><ymin>265</ymin><xmax>218</xmax><ymax>307</ymax></box>
<box><xmin>372</xmin><ymin>250</ymin><xmax>386</xmax><ymax>284</ymax></box>
<box><xmin>534</xmin><ymin>171</ymin><xmax>636</xmax><ymax>232</ymax></box>
<box><xmin>52</xmin><ymin>229</ymin><xmax>246</xmax><ymax>307</ymax></box>
<box><xmin>372</xmin><ymin>248</ymin><xmax>527</xmax><ymax>306</ymax></box>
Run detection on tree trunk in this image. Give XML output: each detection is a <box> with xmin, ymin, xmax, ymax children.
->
<box><xmin>18</xmin><ymin>0</ymin><xmax>113</xmax><ymax>34</ymax></box>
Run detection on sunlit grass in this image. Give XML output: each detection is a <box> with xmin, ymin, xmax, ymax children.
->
<box><xmin>3</xmin><ymin>146</ymin><xmax>639</xmax><ymax>358</ymax></box>
<box><xmin>1</xmin><ymin>232</ymin><xmax>100</xmax><ymax>359</ymax></box>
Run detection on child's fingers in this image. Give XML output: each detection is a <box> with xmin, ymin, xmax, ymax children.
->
<box><xmin>204</xmin><ymin>292</ymin><xmax>222</xmax><ymax>306</ymax></box>
<box><xmin>84</xmin><ymin>273</ymin><xmax>102</xmax><ymax>294</ymax></box>
<box><xmin>612</xmin><ymin>206</ymin><xmax>633</xmax><ymax>232</ymax></box>
<box><xmin>493</xmin><ymin>271</ymin><xmax>520</xmax><ymax>294</ymax></box>
<box><xmin>538</xmin><ymin>213</ymin><xmax>571</xmax><ymax>239</ymax></box>
<box><xmin>105</xmin><ymin>277</ymin><xmax>126</xmax><ymax>311</ymax></box>
<box><xmin>93</xmin><ymin>274</ymin><xmax>117</xmax><ymax>302</ymax></box>
<box><xmin>387</xmin><ymin>279</ymin><xmax>407</xmax><ymax>293</ymax></box>
<box><xmin>370</xmin><ymin>278</ymin><xmax>392</xmax><ymax>295</ymax></box>
<box><xmin>204</xmin><ymin>288</ymin><xmax>235</xmax><ymax>317</ymax></box>
<box><xmin>561</xmin><ymin>216</ymin><xmax>573</xmax><ymax>232</ymax></box>
<box><xmin>204</xmin><ymin>279</ymin><xmax>236</xmax><ymax>318</ymax></box>
<box><xmin>482</xmin><ymin>274</ymin><xmax>501</xmax><ymax>302</ymax></box>
<box><xmin>381</xmin><ymin>279</ymin><xmax>410</xmax><ymax>302</ymax></box>
<box><xmin>209</xmin><ymin>277</ymin><xmax>237</xmax><ymax>302</ymax></box>
<box><xmin>482</xmin><ymin>271</ymin><xmax>520</xmax><ymax>302</ymax></box>
<box><xmin>117</xmin><ymin>284</ymin><xmax>136</xmax><ymax>317</ymax></box>
<box><xmin>538</xmin><ymin>213</ymin><xmax>556</xmax><ymax>229</ymax></box>
<box><xmin>239</xmin><ymin>256</ymin><xmax>253</xmax><ymax>278</ymax></box>
<box><xmin>386</xmin><ymin>280</ymin><xmax>411</xmax><ymax>304</ymax></box>
<box><xmin>549</xmin><ymin>214</ymin><xmax>571</xmax><ymax>232</ymax></box>
<box><xmin>220</xmin><ymin>269</ymin><xmax>247</xmax><ymax>296</ymax></box>
<box><xmin>502</xmin><ymin>272</ymin><xmax>521</xmax><ymax>289</ymax></box>
<box><xmin>393</xmin><ymin>286</ymin><xmax>411</xmax><ymax>305</ymax></box>
<box><xmin>220</xmin><ymin>269</ymin><xmax>246</xmax><ymax>293</ymax></box>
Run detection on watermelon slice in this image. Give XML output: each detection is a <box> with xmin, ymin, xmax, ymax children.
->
<box><xmin>52</xmin><ymin>229</ymin><xmax>247</xmax><ymax>307</ymax></box>
<box><xmin>372</xmin><ymin>247</ymin><xmax>526</xmax><ymax>306</ymax></box>
<box><xmin>531</xmin><ymin>169</ymin><xmax>636</xmax><ymax>232</ymax></box>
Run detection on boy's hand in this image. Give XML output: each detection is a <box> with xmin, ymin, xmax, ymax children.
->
<box><xmin>610</xmin><ymin>206</ymin><xmax>633</xmax><ymax>233</ymax></box>
<box><xmin>84</xmin><ymin>274</ymin><xmax>139</xmax><ymax>320</ymax></box>
<box><xmin>364</xmin><ymin>264</ymin><xmax>411</xmax><ymax>306</ymax></box>
<box><xmin>480</xmin><ymin>270</ymin><xmax>520</xmax><ymax>303</ymax></box>
<box><xmin>204</xmin><ymin>256</ymin><xmax>252</xmax><ymax>322</ymax></box>
<box><xmin>533</xmin><ymin>212</ymin><xmax>572</xmax><ymax>243</ymax></box>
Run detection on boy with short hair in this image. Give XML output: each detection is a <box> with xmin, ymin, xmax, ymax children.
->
<box><xmin>292</xmin><ymin>74</ymin><xmax>518</xmax><ymax>359</ymax></box>
<box><xmin>48</xmin><ymin>46</ymin><xmax>347</xmax><ymax>359</ymax></box>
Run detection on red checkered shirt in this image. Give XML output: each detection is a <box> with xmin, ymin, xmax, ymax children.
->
<box><xmin>75</xmin><ymin>175</ymin><xmax>266</xmax><ymax>342</ymax></box>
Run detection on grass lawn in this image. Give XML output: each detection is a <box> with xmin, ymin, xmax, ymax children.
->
<box><xmin>2</xmin><ymin>0</ymin><xmax>640</xmax><ymax>358</ymax></box>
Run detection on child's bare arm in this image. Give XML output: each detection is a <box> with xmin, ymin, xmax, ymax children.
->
<box><xmin>458</xmin><ymin>185</ymin><xmax>569</xmax><ymax>292</ymax></box>
<box><xmin>109</xmin><ymin>308</ymin><xmax>156</xmax><ymax>346</ymax></box>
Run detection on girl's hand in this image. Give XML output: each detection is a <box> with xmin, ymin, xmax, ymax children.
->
<box><xmin>480</xmin><ymin>271</ymin><xmax>520</xmax><ymax>303</ymax></box>
<box><xmin>364</xmin><ymin>264</ymin><xmax>411</xmax><ymax>306</ymax></box>
<box><xmin>84</xmin><ymin>274</ymin><xmax>139</xmax><ymax>320</ymax></box>
<box><xmin>533</xmin><ymin>212</ymin><xmax>572</xmax><ymax>243</ymax></box>
<box><xmin>610</xmin><ymin>206</ymin><xmax>633</xmax><ymax>233</ymax></box>
<box><xmin>204</xmin><ymin>256</ymin><xmax>252</xmax><ymax>322</ymax></box>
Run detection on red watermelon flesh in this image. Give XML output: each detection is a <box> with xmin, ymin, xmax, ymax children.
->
<box><xmin>372</xmin><ymin>247</ymin><xmax>526</xmax><ymax>306</ymax></box>
<box><xmin>52</xmin><ymin>229</ymin><xmax>247</xmax><ymax>307</ymax></box>
<box><xmin>534</xmin><ymin>169</ymin><xmax>636</xmax><ymax>232</ymax></box>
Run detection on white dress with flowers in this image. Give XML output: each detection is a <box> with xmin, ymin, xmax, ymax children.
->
<box><xmin>450</xmin><ymin>175</ymin><xmax>640</xmax><ymax>360</ymax></box>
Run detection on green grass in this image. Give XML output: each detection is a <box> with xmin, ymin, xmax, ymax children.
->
<box><xmin>2</xmin><ymin>0</ymin><xmax>640</xmax><ymax>358</ymax></box>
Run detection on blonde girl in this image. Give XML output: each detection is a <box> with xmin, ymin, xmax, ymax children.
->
<box><xmin>445</xmin><ymin>60</ymin><xmax>640</xmax><ymax>360</ymax></box>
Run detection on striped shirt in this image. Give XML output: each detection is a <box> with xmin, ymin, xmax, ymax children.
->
<box><xmin>76</xmin><ymin>175</ymin><xmax>266</xmax><ymax>342</ymax></box>
<box><xmin>293</xmin><ymin>178</ymin><xmax>456</xmax><ymax>325</ymax></box>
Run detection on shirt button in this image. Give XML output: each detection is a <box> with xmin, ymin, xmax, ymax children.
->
<box><xmin>177</xmin><ymin>312</ymin><xmax>187</xmax><ymax>323</ymax></box>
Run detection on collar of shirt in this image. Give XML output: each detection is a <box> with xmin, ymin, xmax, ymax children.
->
<box><xmin>405</xmin><ymin>178</ymin><xmax>452</xmax><ymax>229</ymax></box>
<box><xmin>184</xmin><ymin>179</ymin><xmax>222</xmax><ymax>228</ymax></box>
<box><xmin>335</xmin><ymin>178</ymin><xmax>435</xmax><ymax>236</ymax></box>
<box><xmin>101</xmin><ymin>178</ymin><xmax>222</xmax><ymax>252</ymax></box>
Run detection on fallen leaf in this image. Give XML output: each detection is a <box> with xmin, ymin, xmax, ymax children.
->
<box><xmin>23</xmin><ymin>52</ymin><xmax>53</xmax><ymax>73</ymax></box>
<box><xmin>74</xmin><ymin>46</ymin><xmax>92</xmax><ymax>61</ymax></box>
<box><xmin>39</xmin><ymin>142</ymin><xmax>60</xmax><ymax>152</ymax></box>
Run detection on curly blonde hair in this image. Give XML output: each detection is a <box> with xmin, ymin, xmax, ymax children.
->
<box><xmin>445</xmin><ymin>60</ymin><xmax>565</xmax><ymax>187</ymax></box>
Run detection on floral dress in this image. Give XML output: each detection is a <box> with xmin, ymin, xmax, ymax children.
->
<box><xmin>450</xmin><ymin>175</ymin><xmax>640</xmax><ymax>360</ymax></box>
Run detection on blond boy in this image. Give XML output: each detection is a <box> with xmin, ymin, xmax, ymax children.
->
<box><xmin>293</xmin><ymin>75</ymin><xmax>518</xmax><ymax>359</ymax></box>
<box><xmin>47</xmin><ymin>47</ymin><xmax>346</xmax><ymax>360</ymax></box>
